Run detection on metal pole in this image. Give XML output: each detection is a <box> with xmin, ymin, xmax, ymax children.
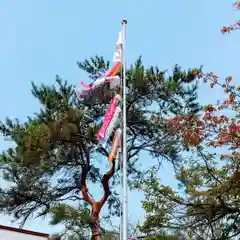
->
<box><xmin>121</xmin><ymin>18</ymin><xmax>128</xmax><ymax>240</ymax></box>
<box><xmin>120</xmin><ymin>161</ymin><xmax>123</xmax><ymax>240</ymax></box>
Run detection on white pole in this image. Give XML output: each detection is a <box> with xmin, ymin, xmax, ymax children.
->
<box><xmin>120</xmin><ymin>162</ymin><xmax>123</xmax><ymax>240</ymax></box>
<box><xmin>121</xmin><ymin>18</ymin><xmax>128</xmax><ymax>240</ymax></box>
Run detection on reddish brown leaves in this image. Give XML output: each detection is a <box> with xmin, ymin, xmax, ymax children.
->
<box><xmin>221</xmin><ymin>2</ymin><xmax>240</xmax><ymax>34</ymax></box>
<box><xmin>167</xmin><ymin>69</ymin><xmax>239</xmax><ymax>149</ymax></box>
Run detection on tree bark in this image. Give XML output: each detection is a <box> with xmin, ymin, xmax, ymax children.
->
<box><xmin>81</xmin><ymin>160</ymin><xmax>115</xmax><ymax>240</ymax></box>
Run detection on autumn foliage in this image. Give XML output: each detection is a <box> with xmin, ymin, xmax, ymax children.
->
<box><xmin>141</xmin><ymin>58</ymin><xmax>240</xmax><ymax>239</ymax></box>
<box><xmin>168</xmin><ymin>69</ymin><xmax>240</xmax><ymax>150</ymax></box>
<box><xmin>221</xmin><ymin>1</ymin><xmax>240</xmax><ymax>33</ymax></box>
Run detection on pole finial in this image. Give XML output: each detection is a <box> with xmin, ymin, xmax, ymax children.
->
<box><xmin>121</xmin><ymin>18</ymin><xmax>127</xmax><ymax>24</ymax></box>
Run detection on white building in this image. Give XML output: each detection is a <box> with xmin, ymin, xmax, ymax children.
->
<box><xmin>0</xmin><ymin>225</ymin><xmax>49</xmax><ymax>240</ymax></box>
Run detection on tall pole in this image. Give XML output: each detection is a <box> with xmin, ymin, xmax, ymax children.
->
<box><xmin>121</xmin><ymin>18</ymin><xmax>128</xmax><ymax>240</ymax></box>
<box><xmin>120</xmin><ymin>161</ymin><xmax>123</xmax><ymax>240</ymax></box>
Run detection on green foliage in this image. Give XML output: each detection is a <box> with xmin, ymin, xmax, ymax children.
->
<box><xmin>0</xmin><ymin>56</ymin><xmax>200</xmax><ymax>238</ymax></box>
<box><xmin>144</xmin><ymin>237</ymin><xmax>179</xmax><ymax>240</ymax></box>
<box><xmin>50</xmin><ymin>204</ymin><xmax>92</xmax><ymax>226</ymax></box>
<box><xmin>138</xmin><ymin>149</ymin><xmax>240</xmax><ymax>239</ymax></box>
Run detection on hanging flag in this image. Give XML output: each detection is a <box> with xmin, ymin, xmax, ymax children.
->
<box><xmin>108</xmin><ymin>128</ymin><xmax>122</xmax><ymax>163</ymax></box>
<box><xmin>113</xmin><ymin>31</ymin><xmax>123</xmax><ymax>62</ymax></box>
<box><xmin>105</xmin><ymin>31</ymin><xmax>123</xmax><ymax>77</ymax></box>
<box><xmin>105</xmin><ymin>62</ymin><xmax>121</xmax><ymax>77</ymax></box>
<box><xmin>75</xmin><ymin>76</ymin><xmax>120</xmax><ymax>101</ymax></box>
<box><xmin>99</xmin><ymin>106</ymin><xmax>121</xmax><ymax>148</ymax></box>
<box><xmin>97</xmin><ymin>94</ymin><xmax>122</xmax><ymax>145</ymax></box>
<box><xmin>115</xmin><ymin>150</ymin><xmax>121</xmax><ymax>171</ymax></box>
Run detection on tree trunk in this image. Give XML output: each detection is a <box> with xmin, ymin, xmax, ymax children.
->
<box><xmin>91</xmin><ymin>205</ymin><xmax>101</xmax><ymax>240</ymax></box>
<box><xmin>81</xmin><ymin>157</ymin><xmax>116</xmax><ymax>240</ymax></box>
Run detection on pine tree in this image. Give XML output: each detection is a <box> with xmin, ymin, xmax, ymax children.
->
<box><xmin>0</xmin><ymin>56</ymin><xmax>200</xmax><ymax>239</ymax></box>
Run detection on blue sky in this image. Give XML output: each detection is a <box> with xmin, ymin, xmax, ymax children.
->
<box><xmin>0</xmin><ymin>0</ymin><xmax>239</xmax><ymax>235</ymax></box>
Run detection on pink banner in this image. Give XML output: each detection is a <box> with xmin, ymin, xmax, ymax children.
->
<box><xmin>97</xmin><ymin>95</ymin><xmax>121</xmax><ymax>142</ymax></box>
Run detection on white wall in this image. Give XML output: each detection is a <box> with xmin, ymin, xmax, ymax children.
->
<box><xmin>0</xmin><ymin>229</ymin><xmax>48</xmax><ymax>240</ymax></box>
